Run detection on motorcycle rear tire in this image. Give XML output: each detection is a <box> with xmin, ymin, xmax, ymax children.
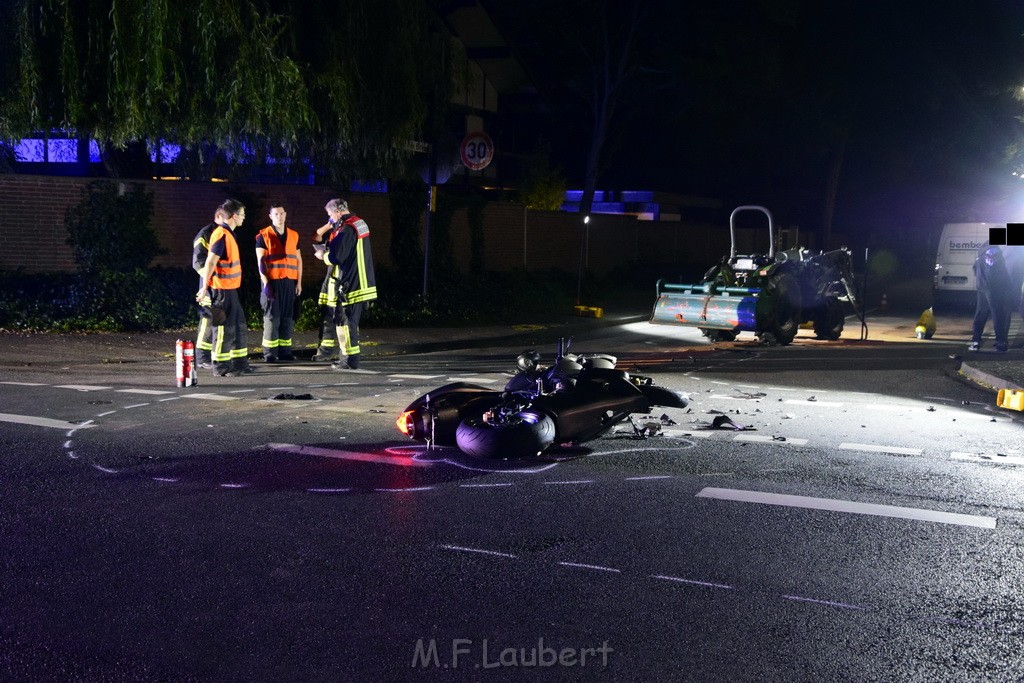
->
<box><xmin>456</xmin><ymin>410</ymin><xmax>556</xmax><ymax>459</ymax></box>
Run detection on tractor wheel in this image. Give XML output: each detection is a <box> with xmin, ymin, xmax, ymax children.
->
<box><xmin>455</xmin><ymin>410</ymin><xmax>556</xmax><ymax>459</ymax></box>
<box><xmin>700</xmin><ymin>328</ymin><xmax>737</xmax><ymax>343</ymax></box>
<box><xmin>813</xmin><ymin>298</ymin><xmax>845</xmax><ymax>340</ymax></box>
<box><xmin>758</xmin><ymin>273</ymin><xmax>801</xmax><ymax>345</ymax></box>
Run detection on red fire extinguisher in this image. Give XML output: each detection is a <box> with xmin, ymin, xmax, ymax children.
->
<box><xmin>175</xmin><ymin>339</ymin><xmax>198</xmax><ymax>387</ymax></box>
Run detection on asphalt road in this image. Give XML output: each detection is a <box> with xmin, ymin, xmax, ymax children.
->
<box><xmin>2</xmin><ymin>315</ymin><xmax>1023</xmax><ymax>681</ymax></box>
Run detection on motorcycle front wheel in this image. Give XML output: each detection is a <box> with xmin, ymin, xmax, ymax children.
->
<box><xmin>455</xmin><ymin>410</ymin><xmax>556</xmax><ymax>459</ymax></box>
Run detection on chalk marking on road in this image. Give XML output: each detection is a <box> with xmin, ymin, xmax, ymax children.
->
<box><xmin>153</xmin><ymin>477</ymin><xmax>179</xmax><ymax>483</ymax></box>
<box><xmin>785</xmin><ymin>399</ymin><xmax>843</xmax><ymax>407</ymax></box>
<box><xmin>95</xmin><ymin>410</ymin><xmax>117</xmax><ymax>417</ymax></box>
<box><xmin>116</xmin><ymin>389</ymin><xmax>174</xmax><ymax>395</ymax></box>
<box><xmin>307</xmin><ymin>487</ymin><xmax>352</xmax><ymax>494</ymax></box>
<box><xmin>838</xmin><ymin>442</ymin><xmax>922</xmax><ymax>456</ymax></box>
<box><xmin>696</xmin><ymin>487</ymin><xmax>997</xmax><ymax>529</ymax></box>
<box><xmin>559</xmin><ymin>562</ymin><xmax>621</xmax><ymax>573</ymax></box>
<box><xmin>220</xmin><ymin>483</ymin><xmax>249</xmax><ymax>489</ymax></box>
<box><xmin>376</xmin><ymin>486</ymin><xmax>435</xmax><ymax>492</ymax></box>
<box><xmin>952</xmin><ymin>452</ymin><xmax>1024</xmax><ymax>466</ymax></box>
<box><xmin>544</xmin><ymin>480</ymin><xmax>593</xmax><ymax>486</ymax></box>
<box><xmin>0</xmin><ymin>381</ymin><xmax>45</xmax><ymax>386</ymax></box>
<box><xmin>122</xmin><ymin>403</ymin><xmax>150</xmax><ymax>410</ymax></box>
<box><xmin>626</xmin><ymin>475</ymin><xmax>674</xmax><ymax>481</ymax></box>
<box><xmin>733</xmin><ymin>434</ymin><xmax>809</xmax><ymax>446</ymax></box>
<box><xmin>63</xmin><ymin>440</ymin><xmax>72</xmax><ymax>448</ymax></box>
<box><xmin>461</xmin><ymin>483</ymin><xmax>514</xmax><ymax>488</ymax></box>
<box><xmin>92</xmin><ymin>464</ymin><xmax>119</xmax><ymax>474</ymax></box>
<box><xmin>0</xmin><ymin>413</ymin><xmax>98</xmax><ymax>430</ymax></box>
<box><xmin>441</xmin><ymin>545</ymin><xmax>517</xmax><ymax>559</ymax></box>
<box><xmin>67</xmin><ymin>451</ymin><xmax>78</xmax><ymax>459</ymax></box>
<box><xmin>781</xmin><ymin>595</ymin><xmax>868</xmax><ymax>610</ymax></box>
<box><xmin>652</xmin><ymin>575</ymin><xmax>733</xmax><ymax>590</ymax></box>
<box><xmin>55</xmin><ymin>385</ymin><xmax>111</xmax><ymax>392</ymax></box>
<box><xmin>388</xmin><ymin>373</ymin><xmax>443</xmax><ymax>380</ymax></box>
<box><xmin>66</xmin><ymin>420</ymin><xmax>94</xmax><ymax>436</ymax></box>
<box><xmin>269</xmin><ymin>442</ymin><xmax>432</xmax><ymax>467</ymax></box>
<box><xmin>180</xmin><ymin>393</ymin><xmax>240</xmax><ymax>402</ymax></box>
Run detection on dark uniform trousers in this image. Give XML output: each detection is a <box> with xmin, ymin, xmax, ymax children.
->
<box><xmin>211</xmin><ymin>288</ymin><xmax>250</xmax><ymax>374</ymax></box>
<box><xmin>262</xmin><ymin>278</ymin><xmax>297</xmax><ymax>360</ymax></box>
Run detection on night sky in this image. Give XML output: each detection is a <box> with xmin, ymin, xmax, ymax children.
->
<box><xmin>491</xmin><ymin>0</ymin><xmax>1024</xmax><ymax>242</ymax></box>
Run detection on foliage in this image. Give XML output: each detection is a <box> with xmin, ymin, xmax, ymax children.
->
<box><xmin>2</xmin><ymin>0</ymin><xmax>462</xmax><ymax>182</ymax></box>
<box><xmin>0</xmin><ymin>267</ymin><xmax>195</xmax><ymax>332</ymax></box>
<box><xmin>517</xmin><ymin>142</ymin><xmax>568</xmax><ymax>211</ymax></box>
<box><xmin>65</xmin><ymin>181</ymin><xmax>164</xmax><ymax>272</ymax></box>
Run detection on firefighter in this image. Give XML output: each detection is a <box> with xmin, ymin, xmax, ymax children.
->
<box><xmin>195</xmin><ymin>199</ymin><xmax>255</xmax><ymax>376</ymax></box>
<box><xmin>320</xmin><ymin>198</ymin><xmax>377</xmax><ymax>370</ymax></box>
<box><xmin>310</xmin><ymin>220</ymin><xmax>341</xmax><ymax>362</ymax></box>
<box><xmin>255</xmin><ymin>204</ymin><xmax>302</xmax><ymax>362</ymax></box>
<box><xmin>191</xmin><ymin>207</ymin><xmax>226</xmax><ymax>369</ymax></box>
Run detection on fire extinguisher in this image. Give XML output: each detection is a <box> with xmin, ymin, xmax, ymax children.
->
<box><xmin>175</xmin><ymin>339</ymin><xmax>198</xmax><ymax>387</ymax></box>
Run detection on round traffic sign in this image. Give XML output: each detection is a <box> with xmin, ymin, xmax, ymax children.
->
<box><xmin>460</xmin><ymin>131</ymin><xmax>494</xmax><ymax>171</ymax></box>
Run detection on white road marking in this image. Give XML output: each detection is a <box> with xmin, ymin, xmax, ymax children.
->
<box><xmin>710</xmin><ymin>394</ymin><xmax>764</xmax><ymax>401</ymax></box>
<box><xmin>228</xmin><ymin>389</ymin><xmax>256</xmax><ymax>394</ymax></box>
<box><xmin>0</xmin><ymin>381</ymin><xmax>45</xmax><ymax>386</ymax></box>
<box><xmin>662</xmin><ymin>429</ymin><xmax>716</xmax><ymax>438</ymax></box>
<box><xmin>544</xmin><ymin>480</ymin><xmax>593</xmax><ymax>486</ymax></box>
<box><xmin>376</xmin><ymin>486</ymin><xmax>435</xmax><ymax>492</ymax></box>
<box><xmin>180</xmin><ymin>393</ymin><xmax>240</xmax><ymax>402</ymax></box>
<box><xmin>781</xmin><ymin>595</ymin><xmax>867</xmax><ymax>610</ymax></box>
<box><xmin>158</xmin><ymin>397</ymin><xmax>182</xmax><ymax>402</ymax></box>
<box><xmin>307</xmin><ymin>487</ymin><xmax>352</xmax><ymax>494</ymax></box>
<box><xmin>441</xmin><ymin>545</ymin><xmax>517</xmax><ymax>559</ymax></box>
<box><xmin>558</xmin><ymin>562</ymin><xmax>621</xmax><ymax>573</ymax></box>
<box><xmin>116</xmin><ymin>389</ymin><xmax>174</xmax><ymax>395</ymax></box>
<box><xmin>838</xmin><ymin>443</ymin><xmax>922</xmax><ymax>456</ymax></box>
<box><xmin>626</xmin><ymin>475</ymin><xmax>674</xmax><ymax>481</ymax></box>
<box><xmin>460</xmin><ymin>483</ymin><xmax>514</xmax><ymax>488</ymax></box>
<box><xmin>55</xmin><ymin>385</ymin><xmax>111</xmax><ymax>392</ymax></box>
<box><xmin>122</xmin><ymin>403</ymin><xmax>149</xmax><ymax>410</ymax></box>
<box><xmin>153</xmin><ymin>477</ymin><xmax>179</xmax><ymax>483</ymax></box>
<box><xmin>388</xmin><ymin>374</ymin><xmax>443</xmax><ymax>380</ymax></box>
<box><xmin>447</xmin><ymin>377</ymin><xmax>501</xmax><ymax>384</ymax></box>
<box><xmin>696</xmin><ymin>487</ymin><xmax>996</xmax><ymax>529</ymax></box>
<box><xmin>652</xmin><ymin>575</ymin><xmax>732</xmax><ymax>590</ymax></box>
<box><xmin>220</xmin><ymin>483</ymin><xmax>249</xmax><ymax>489</ymax></box>
<box><xmin>92</xmin><ymin>464</ymin><xmax>118</xmax><ymax>473</ymax></box>
<box><xmin>268</xmin><ymin>442</ymin><xmax>432</xmax><ymax>467</ymax></box>
<box><xmin>733</xmin><ymin>434</ymin><xmax>809</xmax><ymax>446</ymax></box>
<box><xmin>0</xmin><ymin>413</ymin><xmax>97</xmax><ymax>430</ymax></box>
<box><xmin>96</xmin><ymin>410</ymin><xmax>117</xmax><ymax>417</ymax></box>
<box><xmin>785</xmin><ymin>399</ymin><xmax>843</xmax><ymax>407</ymax></box>
<box><xmin>952</xmin><ymin>452</ymin><xmax>1024</xmax><ymax>466</ymax></box>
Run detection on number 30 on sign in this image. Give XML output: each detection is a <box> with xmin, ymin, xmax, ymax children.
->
<box><xmin>460</xmin><ymin>131</ymin><xmax>494</xmax><ymax>171</ymax></box>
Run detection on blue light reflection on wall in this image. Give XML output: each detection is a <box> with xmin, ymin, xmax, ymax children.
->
<box><xmin>351</xmin><ymin>180</ymin><xmax>388</xmax><ymax>193</ymax></box>
<box><xmin>15</xmin><ymin>139</ymin><xmax>45</xmax><ymax>162</ymax></box>
<box><xmin>48</xmin><ymin>139</ymin><xmax>77</xmax><ymax>162</ymax></box>
<box><xmin>150</xmin><ymin>142</ymin><xmax>181</xmax><ymax>163</ymax></box>
<box><xmin>89</xmin><ymin>140</ymin><xmax>101</xmax><ymax>162</ymax></box>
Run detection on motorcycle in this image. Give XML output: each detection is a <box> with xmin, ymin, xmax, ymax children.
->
<box><xmin>395</xmin><ymin>339</ymin><xmax>690</xmax><ymax>459</ymax></box>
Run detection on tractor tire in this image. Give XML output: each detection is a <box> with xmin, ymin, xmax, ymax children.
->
<box><xmin>455</xmin><ymin>410</ymin><xmax>556</xmax><ymax>459</ymax></box>
<box><xmin>700</xmin><ymin>328</ymin><xmax>737</xmax><ymax>343</ymax></box>
<box><xmin>757</xmin><ymin>273</ymin><xmax>801</xmax><ymax>345</ymax></box>
<box><xmin>813</xmin><ymin>298</ymin><xmax>845</xmax><ymax>340</ymax></box>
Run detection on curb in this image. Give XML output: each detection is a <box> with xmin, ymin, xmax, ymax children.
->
<box><xmin>959</xmin><ymin>362</ymin><xmax>1024</xmax><ymax>392</ymax></box>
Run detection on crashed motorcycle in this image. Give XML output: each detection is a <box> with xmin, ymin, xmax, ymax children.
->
<box><xmin>395</xmin><ymin>340</ymin><xmax>690</xmax><ymax>459</ymax></box>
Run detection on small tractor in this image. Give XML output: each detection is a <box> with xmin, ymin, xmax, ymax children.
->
<box><xmin>651</xmin><ymin>205</ymin><xmax>862</xmax><ymax>345</ymax></box>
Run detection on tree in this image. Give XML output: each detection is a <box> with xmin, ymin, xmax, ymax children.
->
<box><xmin>1</xmin><ymin>0</ymin><xmax>462</xmax><ymax>182</ymax></box>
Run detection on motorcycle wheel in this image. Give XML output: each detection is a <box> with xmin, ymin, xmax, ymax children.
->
<box><xmin>700</xmin><ymin>328</ymin><xmax>737</xmax><ymax>343</ymax></box>
<box><xmin>455</xmin><ymin>410</ymin><xmax>556</xmax><ymax>459</ymax></box>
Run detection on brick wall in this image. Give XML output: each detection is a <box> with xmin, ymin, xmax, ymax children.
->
<box><xmin>0</xmin><ymin>174</ymin><xmax>734</xmax><ymax>285</ymax></box>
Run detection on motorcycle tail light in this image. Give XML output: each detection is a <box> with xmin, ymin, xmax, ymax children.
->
<box><xmin>396</xmin><ymin>410</ymin><xmax>417</xmax><ymax>437</ymax></box>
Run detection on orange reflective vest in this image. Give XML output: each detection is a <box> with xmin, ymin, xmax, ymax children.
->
<box><xmin>210</xmin><ymin>226</ymin><xmax>242</xmax><ymax>289</ymax></box>
<box><xmin>258</xmin><ymin>226</ymin><xmax>300</xmax><ymax>280</ymax></box>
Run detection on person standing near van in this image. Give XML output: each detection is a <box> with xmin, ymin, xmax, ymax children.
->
<box><xmin>969</xmin><ymin>243</ymin><xmax>1013</xmax><ymax>352</ymax></box>
<box><xmin>255</xmin><ymin>203</ymin><xmax>302</xmax><ymax>362</ymax></box>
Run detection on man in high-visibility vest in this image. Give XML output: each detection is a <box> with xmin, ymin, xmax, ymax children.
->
<box><xmin>310</xmin><ymin>221</ymin><xmax>340</xmax><ymax>362</ymax></box>
<box><xmin>255</xmin><ymin>204</ymin><xmax>303</xmax><ymax>362</ymax></box>
<box><xmin>191</xmin><ymin>207</ymin><xmax>227</xmax><ymax>369</ymax></box>
<box><xmin>320</xmin><ymin>198</ymin><xmax>377</xmax><ymax>370</ymax></box>
<box><xmin>195</xmin><ymin>199</ymin><xmax>254</xmax><ymax>377</ymax></box>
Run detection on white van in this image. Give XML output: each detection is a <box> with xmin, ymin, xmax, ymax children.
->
<box><xmin>933</xmin><ymin>223</ymin><xmax>993</xmax><ymax>308</ymax></box>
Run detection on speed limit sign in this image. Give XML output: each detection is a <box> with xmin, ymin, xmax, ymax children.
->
<box><xmin>460</xmin><ymin>131</ymin><xmax>494</xmax><ymax>171</ymax></box>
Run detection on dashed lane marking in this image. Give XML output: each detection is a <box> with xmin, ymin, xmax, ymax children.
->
<box><xmin>54</xmin><ymin>385</ymin><xmax>111</xmax><ymax>392</ymax></box>
<box><xmin>116</xmin><ymin>389</ymin><xmax>175</xmax><ymax>395</ymax></box>
<box><xmin>446</xmin><ymin>377</ymin><xmax>501</xmax><ymax>384</ymax></box>
<box><xmin>952</xmin><ymin>452</ymin><xmax>1024</xmax><ymax>466</ymax></box>
<box><xmin>180</xmin><ymin>393</ymin><xmax>240</xmax><ymax>402</ymax></box>
<box><xmin>0</xmin><ymin>413</ymin><xmax>97</xmax><ymax>430</ymax></box>
<box><xmin>0</xmin><ymin>381</ymin><xmax>45</xmax><ymax>386</ymax></box>
<box><xmin>696</xmin><ymin>487</ymin><xmax>996</xmax><ymax>529</ymax></box>
<box><xmin>733</xmin><ymin>434</ymin><xmax>809</xmax><ymax>446</ymax></box>
<box><xmin>838</xmin><ymin>442</ymin><xmax>922</xmax><ymax>456</ymax></box>
<box><xmin>268</xmin><ymin>442</ymin><xmax>432</xmax><ymax>467</ymax></box>
<box><xmin>388</xmin><ymin>374</ymin><xmax>444</xmax><ymax>380</ymax></box>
